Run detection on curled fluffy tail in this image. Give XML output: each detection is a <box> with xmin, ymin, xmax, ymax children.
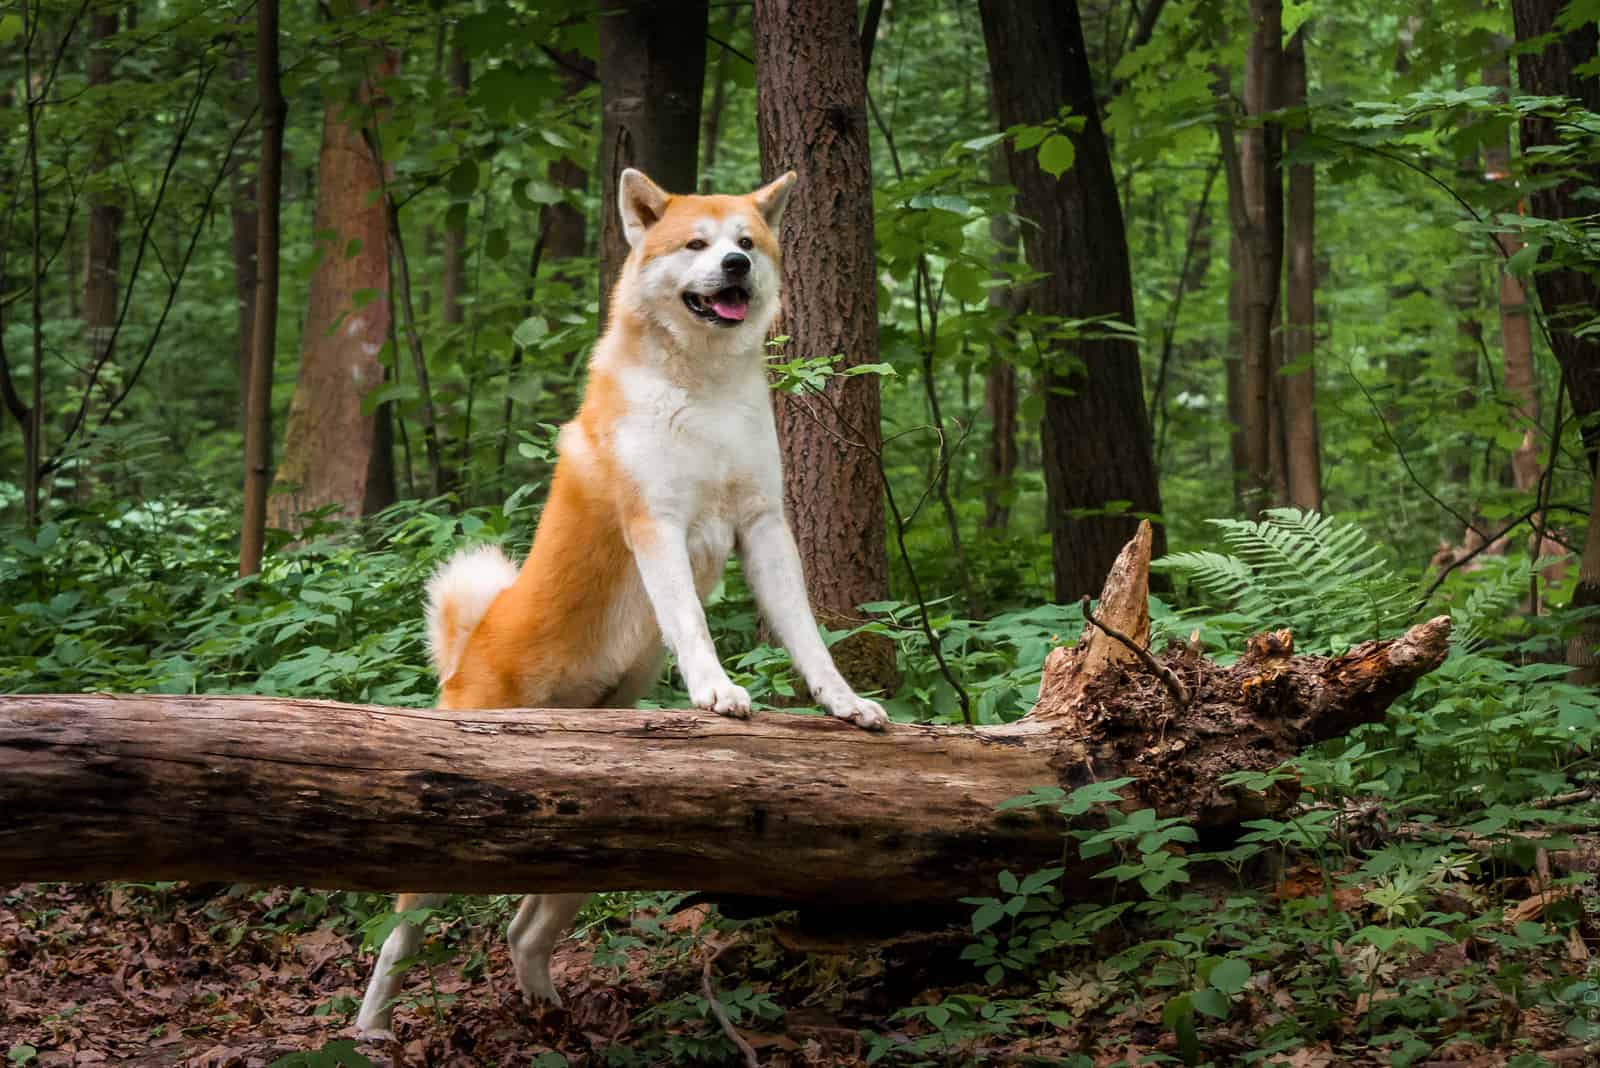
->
<box><xmin>425</xmin><ymin>544</ymin><xmax>520</xmax><ymax>685</ymax></box>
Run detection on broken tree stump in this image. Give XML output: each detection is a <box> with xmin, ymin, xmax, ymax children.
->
<box><xmin>0</xmin><ymin>523</ymin><xmax>1451</xmax><ymax>903</ymax></box>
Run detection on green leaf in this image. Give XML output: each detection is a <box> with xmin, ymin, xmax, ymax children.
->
<box><xmin>1191</xmin><ymin>987</ymin><xmax>1230</xmax><ymax>1019</ymax></box>
<box><xmin>513</xmin><ymin>316</ymin><xmax>548</xmax><ymax>348</ymax></box>
<box><xmin>971</xmin><ymin>901</ymin><xmax>1006</xmax><ymax>934</ymax></box>
<box><xmin>0</xmin><ymin>15</ymin><xmax>22</xmax><ymax>44</ymax></box>
<box><xmin>1037</xmin><ymin>134</ymin><xmax>1076</xmax><ymax>178</ymax></box>
<box><xmin>961</xmin><ymin>132</ymin><xmax>1006</xmax><ymax>152</ymax></box>
<box><xmin>485</xmin><ymin>227</ymin><xmax>510</xmax><ymax>261</ymax></box>
<box><xmin>448</xmin><ymin>160</ymin><xmax>479</xmax><ymax>199</ymax></box>
<box><xmin>944</xmin><ymin>261</ymin><xmax>985</xmax><ymax>303</ymax></box>
<box><xmin>1209</xmin><ymin>957</ymin><xmax>1251</xmax><ymax>994</ymax></box>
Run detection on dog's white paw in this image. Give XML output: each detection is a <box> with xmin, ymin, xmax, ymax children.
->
<box><xmin>826</xmin><ymin>694</ymin><xmax>889</xmax><ymax>731</ymax></box>
<box><xmin>514</xmin><ymin>954</ymin><xmax>564</xmax><ymax>1007</ymax></box>
<box><xmin>352</xmin><ymin>1019</ymin><xmax>395</xmax><ymax>1043</ymax></box>
<box><xmin>692</xmin><ymin>678</ymin><xmax>752</xmax><ymax>719</ymax></box>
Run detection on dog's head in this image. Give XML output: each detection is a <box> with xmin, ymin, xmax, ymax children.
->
<box><xmin>615</xmin><ymin>169</ymin><xmax>796</xmax><ymax>339</ymax></box>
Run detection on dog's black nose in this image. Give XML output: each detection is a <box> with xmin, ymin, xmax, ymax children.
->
<box><xmin>721</xmin><ymin>252</ymin><xmax>751</xmax><ymax>277</ymax></box>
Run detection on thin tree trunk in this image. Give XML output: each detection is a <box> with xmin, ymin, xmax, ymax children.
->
<box><xmin>1484</xmin><ymin>47</ymin><xmax>1540</xmax><ymax>493</ymax></box>
<box><xmin>699</xmin><ymin>3</ymin><xmax>739</xmax><ymax>192</ymax></box>
<box><xmin>440</xmin><ymin>45</ymin><xmax>468</xmax><ymax>329</ymax></box>
<box><xmin>1281</xmin><ymin>27</ymin><xmax>1321</xmax><ymax>511</ymax></box>
<box><xmin>979</xmin><ymin>0</ymin><xmax>1167</xmax><ymax>600</ymax></box>
<box><xmin>228</xmin><ymin>43</ymin><xmax>260</xmax><ymax>434</ymax></box>
<box><xmin>597</xmin><ymin>1</ymin><xmax>707</xmax><ymax>322</ymax></box>
<box><xmin>1234</xmin><ymin>0</ymin><xmax>1284</xmax><ymax>514</ymax></box>
<box><xmin>984</xmin><ymin>147</ymin><xmax>1019</xmax><ymax>532</ymax></box>
<box><xmin>83</xmin><ymin>10</ymin><xmax>122</xmax><ymax>443</ymax></box>
<box><xmin>754</xmin><ymin>0</ymin><xmax>895</xmax><ymax>696</ymax></box>
<box><xmin>269</xmin><ymin>14</ymin><xmax>396</xmax><ymax>527</ymax></box>
<box><xmin>239</xmin><ymin>0</ymin><xmax>284</xmax><ymax>578</ymax></box>
<box><xmin>22</xmin><ymin>0</ymin><xmax>47</xmax><ymax>530</ymax></box>
<box><xmin>1225</xmin><ymin>232</ymin><xmax>1247</xmax><ymax>513</ymax></box>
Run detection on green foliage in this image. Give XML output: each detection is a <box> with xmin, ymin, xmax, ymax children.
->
<box><xmin>1156</xmin><ymin>508</ymin><xmax>1411</xmax><ymax>653</ymax></box>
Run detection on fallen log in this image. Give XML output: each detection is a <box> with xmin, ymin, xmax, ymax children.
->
<box><xmin>0</xmin><ymin>524</ymin><xmax>1451</xmax><ymax>904</ymax></box>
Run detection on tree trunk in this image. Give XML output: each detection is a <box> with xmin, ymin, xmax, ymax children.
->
<box><xmin>1511</xmin><ymin>0</ymin><xmax>1600</xmax><ymax>672</ymax></box>
<box><xmin>228</xmin><ymin>43</ymin><xmax>260</xmax><ymax>434</ymax></box>
<box><xmin>83</xmin><ymin>11</ymin><xmax>122</xmax><ymax>437</ymax></box>
<box><xmin>1281</xmin><ymin>27</ymin><xmax>1321</xmax><ymax>511</ymax></box>
<box><xmin>1510</xmin><ymin>0</ymin><xmax>1600</xmax><ymax>459</ymax></box>
<box><xmin>238</xmin><ymin>0</ymin><xmax>284</xmax><ymax>577</ymax></box>
<box><xmin>1220</xmin><ymin>0</ymin><xmax>1284</xmax><ymax>514</ymax></box>
<box><xmin>984</xmin><ymin>148</ymin><xmax>1019</xmax><ymax>533</ymax></box>
<box><xmin>440</xmin><ymin>44</ymin><xmax>469</xmax><ymax>330</ymax></box>
<box><xmin>979</xmin><ymin>0</ymin><xmax>1166</xmax><ymax>600</ymax></box>
<box><xmin>269</xmin><ymin>21</ymin><xmax>396</xmax><ymax>527</ymax></box>
<box><xmin>0</xmin><ymin>528</ymin><xmax>1452</xmax><ymax>902</ymax></box>
<box><xmin>1225</xmin><ymin>232</ymin><xmax>1248</xmax><ymax>513</ymax></box>
<box><xmin>754</xmin><ymin>0</ymin><xmax>894</xmax><ymax>696</ymax></box>
<box><xmin>596</xmin><ymin>1</ymin><xmax>707</xmax><ymax>322</ymax></box>
<box><xmin>699</xmin><ymin>3</ymin><xmax>740</xmax><ymax>192</ymax></box>
<box><xmin>1485</xmin><ymin>46</ymin><xmax>1540</xmax><ymax>493</ymax></box>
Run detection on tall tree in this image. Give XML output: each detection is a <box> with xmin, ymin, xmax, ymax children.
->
<box><xmin>979</xmin><ymin>0</ymin><xmax>1167</xmax><ymax>601</ymax></box>
<box><xmin>1281</xmin><ymin>26</ymin><xmax>1321</xmax><ymax>511</ymax></box>
<box><xmin>228</xmin><ymin>36</ymin><xmax>259</xmax><ymax>433</ymax></box>
<box><xmin>268</xmin><ymin>10</ymin><xmax>395</xmax><ymax>527</ymax></box>
<box><xmin>1485</xmin><ymin>44</ymin><xmax>1539</xmax><ymax>493</ymax></box>
<box><xmin>1509</xmin><ymin>1</ymin><xmax>1600</xmax><ymax>678</ymax></box>
<box><xmin>83</xmin><ymin>10</ymin><xmax>122</xmax><ymax>404</ymax></box>
<box><xmin>984</xmin><ymin>149</ymin><xmax>1019</xmax><ymax>533</ymax></box>
<box><xmin>754</xmin><ymin>0</ymin><xmax>894</xmax><ymax>695</ymax></box>
<box><xmin>1216</xmin><ymin>0</ymin><xmax>1285</xmax><ymax>514</ymax></box>
<box><xmin>596</xmin><ymin>1</ymin><xmax>707</xmax><ymax>320</ymax></box>
<box><xmin>239</xmin><ymin>0</ymin><xmax>284</xmax><ymax>578</ymax></box>
<box><xmin>440</xmin><ymin>42</ymin><xmax>469</xmax><ymax>330</ymax></box>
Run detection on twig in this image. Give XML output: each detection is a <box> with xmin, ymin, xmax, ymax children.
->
<box><xmin>702</xmin><ymin>940</ymin><xmax>757</xmax><ymax>1068</ymax></box>
<box><xmin>1412</xmin><ymin>505</ymin><xmax>1543</xmax><ymax>612</ymax></box>
<box><xmin>1532</xmin><ymin>787</ymin><xmax>1597</xmax><ymax>810</ymax></box>
<box><xmin>1079</xmin><ymin>595</ymin><xmax>1190</xmax><ymax>707</ymax></box>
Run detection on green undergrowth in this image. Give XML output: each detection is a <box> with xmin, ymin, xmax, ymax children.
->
<box><xmin>4</xmin><ymin>505</ymin><xmax>1599</xmax><ymax>1064</ymax></box>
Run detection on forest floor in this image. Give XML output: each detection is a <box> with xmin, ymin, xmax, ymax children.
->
<box><xmin>2</xmin><ymin>877</ymin><xmax>1596</xmax><ymax>1067</ymax></box>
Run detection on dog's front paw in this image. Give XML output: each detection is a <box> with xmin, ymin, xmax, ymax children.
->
<box><xmin>692</xmin><ymin>678</ymin><xmax>752</xmax><ymax>719</ymax></box>
<box><xmin>825</xmin><ymin>693</ymin><xmax>889</xmax><ymax>731</ymax></box>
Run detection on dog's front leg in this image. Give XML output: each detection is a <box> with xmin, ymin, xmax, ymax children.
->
<box><xmin>738</xmin><ymin>511</ymin><xmax>889</xmax><ymax>731</ymax></box>
<box><xmin>630</xmin><ymin>520</ymin><xmax>751</xmax><ymax>718</ymax></box>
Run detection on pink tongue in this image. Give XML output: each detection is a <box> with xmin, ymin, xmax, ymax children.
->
<box><xmin>711</xmin><ymin>294</ymin><xmax>748</xmax><ymax>321</ymax></box>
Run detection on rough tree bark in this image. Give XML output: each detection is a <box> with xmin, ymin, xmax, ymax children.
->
<box><xmin>238</xmin><ymin>0</ymin><xmax>284</xmax><ymax>578</ymax></box>
<box><xmin>0</xmin><ymin>526</ymin><xmax>1452</xmax><ymax>902</ymax></box>
<box><xmin>754</xmin><ymin>0</ymin><xmax>894</xmax><ymax>695</ymax></box>
<box><xmin>597</xmin><ymin>1</ymin><xmax>707</xmax><ymax>322</ymax></box>
<box><xmin>1281</xmin><ymin>27</ymin><xmax>1321</xmax><ymax>512</ymax></box>
<box><xmin>1511</xmin><ymin>0</ymin><xmax>1600</xmax><ymax>458</ymax></box>
<box><xmin>268</xmin><ymin>14</ymin><xmax>396</xmax><ymax>527</ymax></box>
<box><xmin>979</xmin><ymin>0</ymin><xmax>1166</xmax><ymax>599</ymax></box>
<box><xmin>1509</xmin><ymin>1</ymin><xmax>1600</xmax><ymax>677</ymax></box>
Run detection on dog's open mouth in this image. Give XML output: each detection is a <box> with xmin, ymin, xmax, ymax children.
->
<box><xmin>682</xmin><ymin>287</ymin><xmax>750</xmax><ymax>326</ymax></box>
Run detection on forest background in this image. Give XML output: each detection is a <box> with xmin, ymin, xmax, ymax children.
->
<box><xmin>3</xmin><ymin>0</ymin><xmax>1600</xmax><ymax>1065</ymax></box>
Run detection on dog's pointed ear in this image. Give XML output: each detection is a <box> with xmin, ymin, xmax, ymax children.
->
<box><xmin>619</xmin><ymin>169</ymin><xmax>670</xmax><ymax>248</ymax></box>
<box><xmin>751</xmin><ymin>171</ymin><xmax>797</xmax><ymax>231</ymax></box>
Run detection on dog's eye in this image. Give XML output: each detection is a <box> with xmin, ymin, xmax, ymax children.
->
<box><xmin>686</xmin><ymin>239</ymin><xmax>708</xmax><ymax>251</ymax></box>
<box><xmin>738</xmin><ymin>237</ymin><xmax>754</xmax><ymax>251</ymax></box>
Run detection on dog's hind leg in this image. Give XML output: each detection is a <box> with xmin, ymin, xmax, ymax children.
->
<box><xmin>508</xmin><ymin>892</ymin><xmax>589</xmax><ymax>1006</ymax></box>
<box><xmin>355</xmin><ymin>892</ymin><xmax>449</xmax><ymax>1039</ymax></box>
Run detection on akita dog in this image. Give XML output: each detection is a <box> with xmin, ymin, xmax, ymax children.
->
<box><xmin>354</xmin><ymin>168</ymin><xmax>889</xmax><ymax>1039</ymax></box>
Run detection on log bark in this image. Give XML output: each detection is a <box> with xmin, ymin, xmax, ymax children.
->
<box><xmin>0</xmin><ymin>529</ymin><xmax>1451</xmax><ymax>904</ymax></box>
